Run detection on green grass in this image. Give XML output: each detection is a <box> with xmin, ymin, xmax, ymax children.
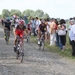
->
<box><xmin>30</xmin><ymin>35</ymin><xmax>75</xmax><ymax>60</ymax></box>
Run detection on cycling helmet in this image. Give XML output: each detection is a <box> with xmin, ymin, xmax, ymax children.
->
<box><xmin>6</xmin><ymin>17</ymin><xmax>10</xmax><ymax>22</ymax></box>
<box><xmin>18</xmin><ymin>20</ymin><xmax>24</xmax><ymax>25</ymax></box>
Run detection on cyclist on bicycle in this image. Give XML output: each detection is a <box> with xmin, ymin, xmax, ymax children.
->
<box><xmin>14</xmin><ymin>20</ymin><xmax>26</xmax><ymax>51</ymax></box>
<box><xmin>38</xmin><ymin>21</ymin><xmax>47</xmax><ymax>44</ymax></box>
<box><xmin>4</xmin><ymin>18</ymin><xmax>11</xmax><ymax>38</ymax></box>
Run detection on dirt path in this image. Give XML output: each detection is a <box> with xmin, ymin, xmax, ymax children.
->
<box><xmin>0</xmin><ymin>27</ymin><xmax>75</xmax><ymax>75</ymax></box>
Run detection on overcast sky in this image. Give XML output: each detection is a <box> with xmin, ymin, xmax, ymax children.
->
<box><xmin>0</xmin><ymin>0</ymin><xmax>75</xmax><ymax>19</ymax></box>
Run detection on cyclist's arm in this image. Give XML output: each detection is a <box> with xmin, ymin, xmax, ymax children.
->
<box><xmin>4</xmin><ymin>22</ymin><xmax>7</xmax><ymax>32</ymax></box>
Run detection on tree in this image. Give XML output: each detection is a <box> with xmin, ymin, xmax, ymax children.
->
<box><xmin>10</xmin><ymin>9</ymin><xmax>21</xmax><ymax>16</ymax></box>
<box><xmin>34</xmin><ymin>9</ymin><xmax>44</xmax><ymax>17</ymax></box>
<box><xmin>0</xmin><ymin>14</ymin><xmax>2</xmax><ymax>18</ymax></box>
<box><xmin>56</xmin><ymin>18</ymin><xmax>60</xmax><ymax>21</ymax></box>
<box><xmin>2</xmin><ymin>9</ymin><xmax>10</xmax><ymax>18</ymax></box>
<box><xmin>23</xmin><ymin>9</ymin><xmax>34</xmax><ymax>17</ymax></box>
<box><xmin>42</xmin><ymin>13</ymin><xmax>50</xmax><ymax>19</ymax></box>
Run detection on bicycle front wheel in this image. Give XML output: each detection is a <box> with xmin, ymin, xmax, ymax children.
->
<box><xmin>42</xmin><ymin>41</ymin><xmax>45</xmax><ymax>51</ymax></box>
<box><xmin>20</xmin><ymin>51</ymin><xmax>24</xmax><ymax>63</ymax></box>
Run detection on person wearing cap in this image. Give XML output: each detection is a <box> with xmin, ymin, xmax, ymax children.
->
<box><xmin>4</xmin><ymin>19</ymin><xmax>11</xmax><ymax>38</ymax></box>
<box><xmin>37</xmin><ymin>21</ymin><xmax>47</xmax><ymax>44</ymax></box>
<box><xmin>69</xmin><ymin>19</ymin><xmax>75</xmax><ymax>56</ymax></box>
<box><xmin>68</xmin><ymin>18</ymin><xmax>74</xmax><ymax>45</ymax></box>
<box><xmin>13</xmin><ymin>20</ymin><xmax>26</xmax><ymax>52</ymax></box>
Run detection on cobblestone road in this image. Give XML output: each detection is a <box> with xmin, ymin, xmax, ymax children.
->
<box><xmin>0</xmin><ymin>27</ymin><xmax>75</xmax><ymax>75</ymax></box>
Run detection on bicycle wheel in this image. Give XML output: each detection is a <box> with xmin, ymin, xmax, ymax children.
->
<box><xmin>38</xmin><ymin>41</ymin><xmax>42</xmax><ymax>50</ymax></box>
<box><xmin>5</xmin><ymin>30</ymin><xmax>9</xmax><ymax>45</ymax></box>
<box><xmin>16</xmin><ymin>50</ymin><xmax>20</xmax><ymax>59</ymax></box>
<box><xmin>42</xmin><ymin>41</ymin><xmax>45</xmax><ymax>51</ymax></box>
<box><xmin>38</xmin><ymin>44</ymin><xmax>41</xmax><ymax>50</ymax></box>
<box><xmin>20</xmin><ymin>51</ymin><xmax>24</xmax><ymax>63</ymax></box>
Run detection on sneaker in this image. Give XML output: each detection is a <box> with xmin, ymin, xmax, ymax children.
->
<box><xmin>4</xmin><ymin>35</ymin><xmax>6</xmax><ymax>38</ymax></box>
<box><xmin>38</xmin><ymin>41</ymin><xmax>40</xmax><ymax>44</ymax></box>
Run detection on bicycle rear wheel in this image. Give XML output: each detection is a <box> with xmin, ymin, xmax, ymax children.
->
<box><xmin>6</xmin><ymin>35</ymin><xmax>9</xmax><ymax>45</ymax></box>
<box><xmin>20</xmin><ymin>51</ymin><xmax>24</xmax><ymax>63</ymax></box>
<box><xmin>5</xmin><ymin>30</ymin><xmax>9</xmax><ymax>45</ymax></box>
<box><xmin>16</xmin><ymin>50</ymin><xmax>20</xmax><ymax>59</ymax></box>
<box><xmin>42</xmin><ymin>41</ymin><xmax>45</xmax><ymax>51</ymax></box>
<box><xmin>38</xmin><ymin>41</ymin><xmax>42</xmax><ymax>50</ymax></box>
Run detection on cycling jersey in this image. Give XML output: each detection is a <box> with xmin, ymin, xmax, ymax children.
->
<box><xmin>15</xmin><ymin>25</ymin><xmax>26</xmax><ymax>38</ymax></box>
<box><xmin>39</xmin><ymin>24</ymin><xmax>47</xmax><ymax>32</ymax></box>
<box><xmin>4</xmin><ymin>21</ymin><xmax>11</xmax><ymax>30</ymax></box>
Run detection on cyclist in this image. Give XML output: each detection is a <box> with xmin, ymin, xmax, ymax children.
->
<box><xmin>38</xmin><ymin>21</ymin><xmax>47</xmax><ymax>44</ymax></box>
<box><xmin>4</xmin><ymin>18</ymin><xmax>11</xmax><ymax>38</ymax></box>
<box><xmin>14</xmin><ymin>20</ymin><xmax>26</xmax><ymax>51</ymax></box>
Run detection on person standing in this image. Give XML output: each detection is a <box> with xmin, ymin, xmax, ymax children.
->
<box><xmin>49</xmin><ymin>19</ymin><xmax>56</xmax><ymax>46</ymax></box>
<box><xmin>58</xmin><ymin>19</ymin><xmax>66</xmax><ymax>51</ymax></box>
<box><xmin>68</xmin><ymin>18</ymin><xmax>74</xmax><ymax>45</ymax></box>
<box><xmin>69</xmin><ymin>19</ymin><xmax>75</xmax><ymax>56</ymax></box>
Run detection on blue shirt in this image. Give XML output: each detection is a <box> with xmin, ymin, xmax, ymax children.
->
<box><xmin>32</xmin><ymin>20</ymin><xmax>36</xmax><ymax>28</ymax></box>
<box><xmin>70</xmin><ymin>24</ymin><xmax>75</xmax><ymax>41</ymax></box>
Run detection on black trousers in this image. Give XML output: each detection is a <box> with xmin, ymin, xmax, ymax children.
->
<box><xmin>69</xmin><ymin>38</ymin><xmax>72</xmax><ymax>45</ymax></box>
<box><xmin>60</xmin><ymin>35</ymin><xmax>66</xmax><ymax>46</ymax></box>
<box><xmin>71</xmin><ymin>40</ymin><xmax>75</xmax><ymax>56</ymax></box>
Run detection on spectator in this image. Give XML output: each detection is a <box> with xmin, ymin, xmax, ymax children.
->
<box><xmin>68</xmin><ymin>18</ymin><xmax>74</xmax><ymax>45</ymax></box>
<box><xmin>58</xmin><ymin>19</ymin><xmax>66</xmax><ymax>51</ymax></box>
<box><xmin>45</xmin><ymin>18</ymin><xmax>51</xmax><ymax>42</ymax></box>
<box><xmin>69</xmin><ymin>19</ymin><xmax>75</xmax><ymax>56</ymax></box>
<box><xmin>49</xmin><ymin>19</ymin><xmax>57</xmax><ymax>46</ymax></box>
<box><xmin>31</xmin><ymin>18</ymin><xmax>36</xmax><ymax>36</ymax></box>
<box><xmin>1</xmin><ymin>19</ymin><xmax>4</xmax><ymax>26</ymax></box>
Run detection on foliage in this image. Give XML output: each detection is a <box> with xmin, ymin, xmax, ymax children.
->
<box><xmin>10</xmin><ymin>9</ymin><xmax>21</xmax><ymax>16</ymax></box>
<box><xmin>2</xmin><ymin>9</ymin><xmax>10</xmax><ymax>18</ymax></box>
<box><xmin>34</xmin><ymin>9</ymin><xmax>44</xmax><ymax>17</ymax></box>
<box><xmin>23</xmin><ymin>9</ymin><xmax>34</xmax><ymax>17</ymax></box>
<box><xmin>0</xmin><ymin>14</ymin><xmax>2</xmax><ymax>18</ymax></box>
<box><xmin>42</xmin><ymin>13</ymin><xmax>50</xmax><ymax>19</ymax></box>
<box><xmin>1</xmin><ymin>9</ymin><xmax>50</xmax><ymax>19</ymax></box>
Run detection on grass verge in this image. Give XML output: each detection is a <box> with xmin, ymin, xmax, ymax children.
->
<box><xmin>31</xmin><ymin>35</ymin><xmax>75</xmax><ymax>60</ymax></box>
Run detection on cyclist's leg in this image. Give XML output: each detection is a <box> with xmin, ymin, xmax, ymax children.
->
<box><xmin>38</xmin><ymin>31</ymin><xmax>41</xmax><ymax>44</ymax></box>
<box><xmin>19</xmin><ymin>33</ymin><xmax>24</xmax><ymax>50</ymax></box>
<box><xmin>14</xmin><ymin>35</ymin><xmax>17</xmax><ymax>46</ymax></box>
<box><xmin>8</xmin><ymin>30</ymin><xmax>10</xmax><ymax>38</ymax></box>
<box><xmin>26</xmin><ymin>29</ymin><xmax>28</xmax><ymax>36</ymax></box>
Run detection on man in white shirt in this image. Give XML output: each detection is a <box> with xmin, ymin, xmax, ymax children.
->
<box><xmin>69</xmin><ymin>19</ymin><xmax>75</xmax><ymax>56</ymax></box>
<box><xmin>68</xmin><ymin>19</ymin><xmax>73</xmax><ymax>45</ymax></box>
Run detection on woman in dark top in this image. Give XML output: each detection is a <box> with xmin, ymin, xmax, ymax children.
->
<box><xmin>58</xmin><ymin>19</ymin><xmax>66</xmax><ymax>51</ymax></box>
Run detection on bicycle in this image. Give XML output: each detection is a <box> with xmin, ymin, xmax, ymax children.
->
<box><xmin>4</xmin><ymin>29</ymin><xmax>10</xmax><ymax>45</ymax></box>
<box><xmin>38</xmin><ymin>32</ymin><xmax>45</xmax><ymax>51</ymax></box>
<box><xmin>14</xmin><ymin>35</ymin><xmax>24</xmax><ymax>63</ymax></box>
